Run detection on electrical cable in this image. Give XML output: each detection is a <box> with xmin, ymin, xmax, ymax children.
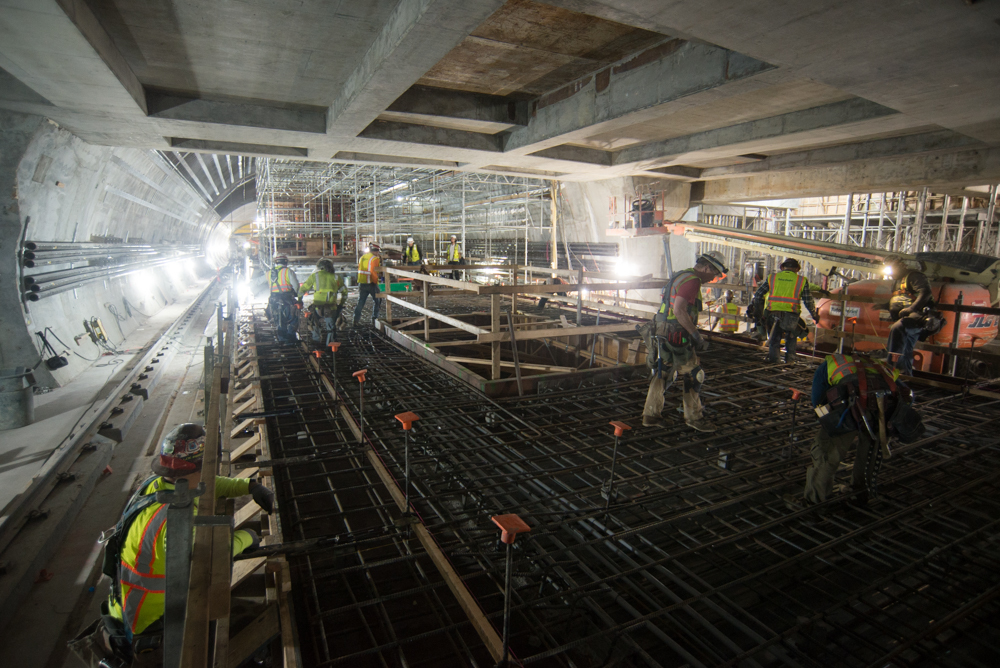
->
<box><xmin>42</xmin><ymin>327</ymin><xmax>100</xmax><ymax>362</ymax></box>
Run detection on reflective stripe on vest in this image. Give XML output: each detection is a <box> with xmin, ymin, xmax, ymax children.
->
<box><xmin>269</xmin><ymin>267</ymin><xmax>293</xmax><ymax>293</ymax></box>
<box><xmin>720</xmin><ymin>302</ymin><xmax>740</xmax><ymax>331</ymax></box>
<box><xmin>448</xmin><ymin>243</ymin><xmax>460</xmax><ymax>261</ymax></box>
<box><xmin>766</xmin><ymin>271</ymin><xmax>805</xmax><ymax>312</ymax></box>
<box><xmin>405</xmin><ymin>245</ymin><xmax>420</xmax><ymax>262</ymax></box>
<box><xmin>358</xmin><ymin>253</ymin><xmax>376</xmax><ymax>284</ymax></box>
<box><xmin>658</xmin><ymin>270</ymin><xmax>701</xmax><ymax>320</ymax></box>
<box><xmin>120</xmin><ymin>498</ymin><xmax>168</xmax><ymax>633</ymax></box>
<box><xmin>827</xmin><ymin>354</ymin><xmax>857</xmax><ymax>385</ymax></box>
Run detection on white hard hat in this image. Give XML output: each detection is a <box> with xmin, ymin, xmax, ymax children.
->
<box><xmin>407</xmin><ymin>237</ymin><xmax>414</xmax><ymax>244</ymax></box>
<box><xmin>450</xmin><ymin>234</ymin><xmax>457</xmax><ymax>240</ymax></box>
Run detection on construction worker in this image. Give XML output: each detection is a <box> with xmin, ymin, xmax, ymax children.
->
<box><xmin>446</xmin><ymin>234</ymin><xmax>461</xmax><ymax>279</ymax></box>
<box><xmin>354</xmin><ymin>243</ymin><xmax>382</xmax><ymax>326</ymax></box>
<box><xmin>537</xmin><ymin>275</ymin><xmax>567</xmax><ymax>309</ymax></box>
<box><xmin>751</xmin><ymin>258</ymin><xmax>819</xmax><ymax>363</ymax></box>
<box><xmin>403</xmin><ymin>237</ymin><xmax>421</xmax><ymax>266</ymax></box>
<box><xmin>884</xmin><ymin>255</ymin><xmax>936</xmax><ymax>375</ymax></box>
<box><xmin>299</xmin><ymin>257</ymin><xmax>348</xmax><ymax>344</ymax></box>
<box><xmin>267</xmin><ymin>254</ymin><xmax>300</xmax><ymax>344</ymax></box>
<box><xmin>789</xmin><ymin>354</ymin><xmax>924</xmax><ymax>507</ymax></box>
<box><xmin>70</xmin><ymin>423</ymin><xmax>274</xmax><ymax>667</ymax></box>
<box><xmin>716</xmin><ymin>290</ymin><xmax>740</xmax><ymax>333</ymax></box>
<box><xmin>641</xmin><ymin>250</ymin><xmax>728</xmax><ymax>432</ymax></box>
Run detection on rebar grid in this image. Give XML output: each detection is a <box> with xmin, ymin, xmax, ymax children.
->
<box><xmin>251</xmin><ymin>310</ymin><xmax>1000</xmax><ymax>667</ymax></box>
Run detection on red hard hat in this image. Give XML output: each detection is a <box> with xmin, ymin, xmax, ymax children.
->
<box><xmin>153</xmin><ymin>423</ymin><xmax>206</xmax><ymax>476</ymax></box>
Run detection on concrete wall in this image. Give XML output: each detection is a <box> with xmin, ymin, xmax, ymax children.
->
<box><xmin>1</xmin><ymin>110</ymin><xmax>223</xmax><ymax>386</ymax></box>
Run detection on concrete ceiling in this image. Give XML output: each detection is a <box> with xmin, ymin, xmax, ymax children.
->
<box><xmin>0</xmin><ymin>0</ymin><xmax>998</xmax><ymax>201</ymax></box>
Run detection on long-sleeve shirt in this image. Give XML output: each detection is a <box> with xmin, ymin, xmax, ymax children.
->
<box><xmin>298</xmin><ymin>270</ymin><xmax>347</xmax><ymax>305</ymax></box>
<box><xmin>751</xmin><ymin>276</ymin><xmax>818</xmax><ymax>319</ymax></box>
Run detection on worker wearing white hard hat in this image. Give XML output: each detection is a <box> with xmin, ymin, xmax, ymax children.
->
<box><xmin>404</xmin><ymin>237</ymin><xmax>421</xmax><ymax>266</ymax></box>
<box><xmin>446</xmin><ymin>234</ymin><xmax>462</xmax><ymax>279</ymax></box>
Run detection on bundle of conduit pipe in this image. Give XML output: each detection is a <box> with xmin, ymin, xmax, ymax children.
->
<box><xmin>21</xmin><ymin>241</ymin><xmax>203</xmax><ymax>301</ymax></box>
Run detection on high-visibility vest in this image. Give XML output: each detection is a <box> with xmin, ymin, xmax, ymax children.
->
<box><xmin>448</xmin><ymin>242</ymin><xmax>460</xmax><ymax>262</ymax></box>
<box><xmin>357</xmin><ymin>253</ymin><xmax>379</xmax><ymax>284</ymax></box>
<box><xmin>404</xmin><ymin>244</ymin><xmax>421</xmax><ymax>263</ymax></box>
<box><xmin>658</xmin><ymin>270</ymin><xmax>702</xmax><ymax>321</ymax></box>
<box><xmin>765</xmin><ymin>271</ymin><xmax>805</xmax><ymax>312</ymax></box>
<box><xmin>719</xmin><ymin>302</ymin><xmax>740</xmax><ymax>332</ymax></box>
<box><xmin>299</xmin><ymin>270</ymin><xmax>346</xmax><ymax>305</ymax></box>
<box><xmin>269</xmin><ymin>267</ymin><xmax>294</xmax><ymax>293</ymax></box>
<box><xmin>826</xmin><ymin>354</ymin><xmax>900</xmax><ymax>386</ymax></box>
<box><xmin>107</xmin><ymin>477</ymin><xmax>253</xmax><ymax>635</ymax></box>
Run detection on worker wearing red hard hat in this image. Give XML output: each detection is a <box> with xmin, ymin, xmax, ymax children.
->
<box><xmin>354</xmin><ymin>243</ymin><xmax>383</xmax><ymax>326</ymax></box>
<box><xmin>71</xmin><ymin>424</ymin><xmax>273</xmax><ymax>667</ymax></box>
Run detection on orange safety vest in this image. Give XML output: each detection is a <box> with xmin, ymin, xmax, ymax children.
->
<box><xmin>719</xmin><ymin>302</ymin><xmax>740</xmax><ymax>332</ymax></box>
<box><xmin>357</xmin><ymin>252</ymin><xmax>379</xmax><ymax>284</ymax></box>
<box><xmin>269</xmin><ymin>267</ymin><xmax>294</xmax><ymax>293</ymax></box>
<box><xmin>765</xmin><ymin>271</ymin><xmax>805</xmax><ymax>312</ymax></box>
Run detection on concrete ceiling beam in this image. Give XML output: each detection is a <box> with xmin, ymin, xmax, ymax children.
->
<box><xmin>612</xmin><ymin>97</ymin><xmax>904</xmax><ymax>167</ymax></box>
<box><xmin>146</xmin><ymin>90</ymin><xmax>327</xmax><ymax>135</ymax></box>
<box><xmin>0</xmin><ymin>0</ymin><xmax>144</xmax><ymax>115</ymax></box>
<box><xmin>691</xmin><ymin>146</ymin><xmax>1000</xmax><ymax>203</ymax></box>
<box><xmin>699</xmin><ymin>130</ymin><xmax>985</xmax><ymax>180</ymax></box>
<box><xmin>384</xmin><ymin>84</ymin><xmax>526</xmax><ymax>131</ymax></box>
<box><xmin>503</xmin><ymin>38</ymin><xmax>774</xmax><ymax>154</ymax></box>
<box><xmin>327</xmin><ymin>0</ymin><xmax>505</xmax><ymax>140</ymax></box>
<box><xmin>359</xmin><ymin>120</ymin><xmax>502</xmax><ymax>153</ymax></box>
<box><xmin>167</xmin><ymin>138</ymin><xmax>309</xmax><ymax>159</ymax></box>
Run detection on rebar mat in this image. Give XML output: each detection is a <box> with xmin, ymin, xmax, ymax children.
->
<box><xmin>248</xmin><ymin>311</ymin><xmax>1000</xmax><ymax>668</ymax></box>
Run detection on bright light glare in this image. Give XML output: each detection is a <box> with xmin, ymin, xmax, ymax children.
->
<box><xmin>237</xmin><ymin>280</ymin><xmax>254</xmax><ymax>305</ymax></box>
<box><xmin>615</xmin><ymin>257</ymin><xmax>636</xmax><ymax>277</ymax></box>
<box><xmin>242</xmin><ymin>241</ymin><xmax>251</xmax><ymax>249</ymax></box>
<box><xmin>882</xmin><ymin>265</ymin><xmax>893</xmax><ymax>277</ymax></box>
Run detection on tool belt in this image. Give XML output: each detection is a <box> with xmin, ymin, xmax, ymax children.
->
<box><xmin>69</xmin><ymin>615</ymin><xmax>163</xmax><ymax>667</ymax></box>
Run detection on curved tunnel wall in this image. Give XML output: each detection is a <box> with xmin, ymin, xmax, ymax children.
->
<box><xmin>1</xmin><ymin>109</ymin><xmax>225</xmax><ymax>387</ymax></box>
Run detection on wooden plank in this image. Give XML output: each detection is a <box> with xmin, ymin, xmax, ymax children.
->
<box><xmin>227</xmin><ymin>605</ymin><xmax>279</xmax><ymax>668</ymax></box>
<box><xmin>480</xmin><ymin>279</ymin><xmax>667</xmax><ymax>295</ymax></box>
<box><xmin>384</xmin><ymin>295</ymin><xmax>488</xmax><ymax>336</ymax></box>
<box><xmin>208</xmin><ymin>524</ymin><xmax>232</xmax><ymax>620</ymax></box>
<box><xmin>446</xmin><ymin>356</ymin><xmax>576</xmax><ymax>373</ymax></box>
<box><xmin>478</xmin><ymin>323</ymin><xmax>638</xmax><ymax>343</ymax></box>
<box><xmin>233</xmin><ymin>396</ymin><xmax>257</xmax><ymax>417</ymax></box>
<box><xmin>231</xmin><ymin>383</ymin><xmax>254</xmax><ymax>405</ymax></box>
<box><xmin>180</xmin><ymin>526</ymin><xmax>214</xmax><ymax>668</ymax></box>
<box><xmin>386</xmin><ymin>267</ymin><xmax>482</xmax><ymax>292</ymax></box>
<box><xmin>234</xmin><ymin>501</ymin><xmax>262</xmax><ymax>529</ymax></box>
<box><xmin>235</xmin><ymin>467</ymin><xmax>259</xmax><ymax>480</ymax></box>
<box><xmin>428</xmin><ymin>340</ymin><xmax>482</xmax><ymax>348</ymax></box>
<box><xmin>231</xmin><ymin>556</ymin><xmax>266</xmax><ymax>589</ymax></box>
<box><xmin>230</xmin><ymin>417</ymin><xmax>256</xmax><ymax>439</ymax></box>
<box><xmin>277</xmin><ymin>559</ymin><xmax>302</xmax><ymax>668</ymax></box>
<box><xmin>230</xmin><ymin>433</ymin><xmax>261</xmax><ymax>460</ymax></box>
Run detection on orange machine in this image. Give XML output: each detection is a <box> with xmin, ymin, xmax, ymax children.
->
<box><xmin>815</xmin><ymin>280</ymin><xmax>998</xmax><ymax>373</ymax></box>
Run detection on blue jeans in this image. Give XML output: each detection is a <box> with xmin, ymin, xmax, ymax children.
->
<box><xmin>353</xmin><ymin>284</ymin><xmax>381</xmax><ymax>325</ymax></box>
<box><xmin>888</xmin><ymin>319</ymin><xmax>922</xmax><ymax>374</ymax></box>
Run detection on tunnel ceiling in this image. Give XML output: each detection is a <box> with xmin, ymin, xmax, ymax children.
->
<box><xmin>0</xmin><ymin>0</ymin><xmax>999</xmax><ymax>199</ymax></box>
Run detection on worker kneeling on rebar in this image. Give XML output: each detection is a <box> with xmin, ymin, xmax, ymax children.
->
<box><xmin>299</xmin><ymin>257</ymin><xmax>348</xmax><ymax>344</ymax></box>
<box><xmin>751</xmin><ymin>258</ymin><xmax>819</xmax><ymax>364</ymax></box>
<box><xmin>640</xmin><ymin>251</ymin><xmax>727</xmax><ymax>432</ymax></box>
<box><xmin>69</xmin><ymin>424</ymin><xmax>274</xmax><ymax>668</ymax></box>
<box><xmin>795</xmin><ymin>354</ymin><xmax>925</xmax><ymax>507</ymax></box>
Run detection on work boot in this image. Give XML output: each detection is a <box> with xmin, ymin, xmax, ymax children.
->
<box><xmin>685</xmin><ymin>418</ymin><xmax>716</xmax><ymax>433</ymax></box>
<box><xmin>642</xmin><ymin>415</ymin><xmax>664</xmax><ymax>427</ymax></box>
<box><xmin>783</xmin><ymin>493</ymin><xmax>806</xmax><ymax>511</ymax></box>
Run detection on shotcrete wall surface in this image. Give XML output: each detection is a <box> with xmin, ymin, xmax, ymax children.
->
<box><xmin>560</xmin><ymin>178</ymin><xmax>695</xmax><ymax>303</ymax></box>
<box><xmin>2</xmin><ymin>110</ymin><xmax>224</xmax><ymax>387</ymax></box>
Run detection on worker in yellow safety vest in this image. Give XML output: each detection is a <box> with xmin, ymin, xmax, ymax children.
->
<box><xmin>69</xmin><ymin>423</ymin><xmax>274</xmax><ymax>667</ymax></box>
<box><xmin>354</xmin><ymin>243</ymin><xmax>382</xmax><ymax>326</ymax></box>
<box><xmin>267</xmin><ymin>254</ymin><xmax>300</xmax><ymax>344</ymax></box>
<box><xmin>716</xmin><ymin>290</ymin><xmax>740</xmax><ymax>333</ymax></box>
<box><xmin>446</xmin><ymin>234</ymin><xmax>461</xmax><ymax>279</ymax></box>
<box><xmin>642</xmin><ymin>250</ymin><xmax>728</xmax><ymax>432</ymax></box>
<box><xmin>404</xmin><ymin>237</ymin><xmax>421</xmax><ymax>266</ymax></box>
<box><xmin>299</xmin><ymin>257</ymin><xmax>348</xmax><ymax>343</ymax></box>
<box><xmin>750</xmin><ymin>258</ymin><xmax>819</xmax><ymax>363</ymax></box>
<box><xmin>786</xmin><ymin>354</ymin><xmax>923</xmax><ymax>508</ymax></box>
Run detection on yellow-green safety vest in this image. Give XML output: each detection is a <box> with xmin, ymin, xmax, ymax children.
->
<box><xmin>404</xmin><ymin>245</ymin><xmax>421</xmax><ymax>263</ymax></box>
<box><xmin>299</xmin><ymin>270</ymin><xmax>346</xmax><ymax>305</ymax></box>
<box><xmin>658</xmin><ymin>270</ymin><xmax>702</xmax><ymax>321</ymax></box>
<box><xmin>358</xmin><ymin>253</ymin><xmax>379</xmax><ymax>284</ymax></box>
<box><xmin>448</xmin><ymin>243</ymin><xmax>460</xmax><ymax>262</ymax></box>
<box><xmin>826</xmin><ymin>354</ymin><xmax>900</xmax><ymax>386</ymax></box>
<box><xmin>719</xmin><ymin>302</ymin><xmax>740</xmax><ymax>332</ymax></box>
<box><xmin>107</xmin><ymin>477</ymin><xmax>255</xmax><ymax>635</ymax></box>
<box><xmin>765</xmin><ymin>271</ymin><xmax>805</xmax><ymax>312</ymax></box>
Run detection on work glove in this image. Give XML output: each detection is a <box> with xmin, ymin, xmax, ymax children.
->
<box><xmin>248</xmin><ymin>480</ymin><xmax>275</xmax><ymax>514</ymax></box>
<box><xmin>297</xmin><ymin>296</ymin><xmax>304</xmax><ymax>306</ymax></box>
<box><xmin>691</xmin><ymin>331</ymin><xmax>710</xmax><ymax>352</ymax></box>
